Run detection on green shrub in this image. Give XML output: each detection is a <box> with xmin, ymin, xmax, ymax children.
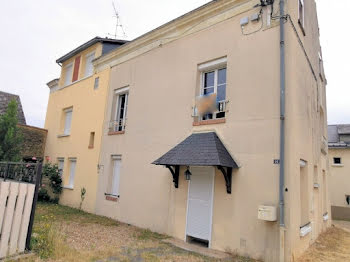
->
<box><xmin>39</xmin><ymin>162</ymin><xmax>62</xmax><ymax>202</ymax></box>
<box><xmin>38</xmin><ymin>187</ymin><xmax>50</xmax><ymax>202</ymax></box>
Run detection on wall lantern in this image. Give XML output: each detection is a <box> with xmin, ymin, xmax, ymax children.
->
<box><xmin>185</xmin><ymin>166</ymin><xmax>192</xmax><ymax>181</ymax></box>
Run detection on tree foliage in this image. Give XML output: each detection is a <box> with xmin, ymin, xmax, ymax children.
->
<box><xmin>0</xmin><ymin>99</ymin><xmax>23</xmax><ymax>161</ymax></box>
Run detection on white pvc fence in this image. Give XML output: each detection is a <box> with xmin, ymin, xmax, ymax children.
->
<box><xmin>0</xmin><ymin>180</ymin><xmax>35</xmax><ymax>259</ymax></box>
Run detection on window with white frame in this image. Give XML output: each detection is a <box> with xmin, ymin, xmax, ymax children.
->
<box><xmin>298</xmin><ymin>0</ymin><xmax>305</xmax><ymax>31</ymax></box>
<box><xmin>85</xmin><ymin>52</ymin><xmax>95</xmax><ymax>77</ymax></box>
<box><xmin>67</xmin><ymin>158</ymin><xmax>77</xmax><ymax>188</ymax></box>
<box><xmin>63</xmin><ymin>108</ymin><xmax>73</xmax><ymax>135</ymax></box>
<box><xmin>333</xmin><ymin>157</ymin><xmax>342</xmax><ymax>165</ymax></box>
<box><xmin>322</xmin><ymin>170</ymin><xmax>327</xmax><ymax>213</ymax></box>
<box><xmin>57</xmin><ymin>158</ymin><xmax>64</xmax><ymax>177</ymax></box>
<box><xmin>108</xmin><ymin>155</ymin><xmax>121</xmax><ymax>196</ymax></box>
<box><xmin>199</xmin><ymin>63</ymin><xmax>227</xmax><ymax>120</ymax></box>
<box><xmin>111</xmin><ymin>87</ymin><xmax>129</xmax><ymax>132</ymax></box>
<box><xmin>300</xmin><ymin>160</ymin><xmax>309</xmax><ymax>227</ymax></box>
<box><xmin>64</xmin><ymin>63</ymin><xmax>73</xmax><ymax>86</ymax></box>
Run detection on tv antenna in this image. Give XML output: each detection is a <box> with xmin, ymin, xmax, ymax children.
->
<box><xmin>108</xmin><ymin>1</ymin><xmax>127</xmax><ymax>39</ymax></box>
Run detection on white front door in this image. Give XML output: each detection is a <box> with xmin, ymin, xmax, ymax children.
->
<box><xmin>186</xmin><ymin>167</ymin><xmax>215</xmax><ymax>244</ymax></box>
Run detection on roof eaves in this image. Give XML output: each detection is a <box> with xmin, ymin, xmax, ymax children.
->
<box><xmin>94</xmin><ymin>0</ymin><xmax>237</xmax><ymax>69</ymax></box>
<box><xmin>56</xmin><ymin>37</ymin><xmax>128</xmax><ymax>64</ymax></box>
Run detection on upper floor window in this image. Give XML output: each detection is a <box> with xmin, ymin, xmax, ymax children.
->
<box><xmin>200</xmin><ymin>67</ymin><xmax>227</xmax><ymax>120</ymax></box>
<box><xmin>333</xmin><ymin>157</ymin><xmax>342</xmax><ymax>165</ymax></box>
<box><xmin>110</xmin><ymin>87</ymin><xmax>129</xmax><ymax>133</ymax></box>
<box><xmin>94</xmin><ymin>77</ymin><xmax>100</xmax><ymax>90</ymax></box>
<box><xmin>63</xmin><ymin>108</ymin><xmax>73</xmax><ymax>135</ymax></box>
<box><xmin>193</xmin><ymin>57</ymin><xmax>228</xmax><ymax>123</ymax></box>
<box><xmin>64</xmin><ymin>63</ymin><xmax>73</xmax><ymax>86</ymax></box>
<box><xmin>298</xmin><ymin>0</ymin><xmax>305</xmax><ymax>34</ymax></box>
<box><xmin>85</xmin><ymin>52</ymin><xmax>95</xmax><ymax>77</ymax></box>
<box><xmin>318</xmin><ymin>52</ymin><xmax>325</xmax><ymax>82</ymax></box>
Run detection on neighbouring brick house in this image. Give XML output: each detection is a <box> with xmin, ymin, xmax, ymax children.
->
<box><xmin>0</xmin><ymin>90</ymin><xmax>47</xmax><ymax>161</ymax></box>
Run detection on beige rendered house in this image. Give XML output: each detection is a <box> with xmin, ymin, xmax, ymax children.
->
<box><xmin>328</xmin><ymin>124</ymin><xmax>350</xmax><ymax>220</ymax></box>
<box><xmin>90</xmin><ymin>0</ymin><xmax>330</xmax><ymax>261</ymax></box>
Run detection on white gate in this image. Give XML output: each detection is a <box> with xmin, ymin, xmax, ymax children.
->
<box><xmin>0</xmin><ymin>162</ymin><xmax>41</xmax><ymax>259</ymax></box>
<box><xmin>0</xmin><ymin>180</ymin><xmax>35</xmax><ymax>258</ymax></box>
<box><xmin>186</xmin><ymin>167</ymin><xmax>215</xmax><ymax>245</ymax></box>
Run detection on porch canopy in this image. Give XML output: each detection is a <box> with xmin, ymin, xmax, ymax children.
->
<box><xmin>152</xmin><ymin>132</ymin><xmax>238</xmax><ymax>194</ymax></box>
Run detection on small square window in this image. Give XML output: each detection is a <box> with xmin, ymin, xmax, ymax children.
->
<box><xmin>94</xmin><ymin>77</ymin><xmax>99</xmax><ymax>90</ymax></box>
<box><xmin>333</xmin><ymin>157</ymin><xmax>342</xmax><ymax>165</ymax></box>
<box><xmin>89</xmin><ymin>132</ymin><xmax>95</xmax><ymax>148</ymax></box>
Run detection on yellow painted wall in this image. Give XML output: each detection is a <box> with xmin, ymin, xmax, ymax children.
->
<box><xmin>44</xmin><ymin>43</ymin><xmax>110</xmax><ymax>212</ymax></box>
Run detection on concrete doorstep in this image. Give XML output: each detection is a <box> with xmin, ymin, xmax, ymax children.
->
<box><xmin>162</xmin><ymin>238</ymin><xmax>232</xmax><ymax>260</ymax></box>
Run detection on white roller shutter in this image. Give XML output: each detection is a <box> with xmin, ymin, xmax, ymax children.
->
<box><xmin>186</xmin><ymin>167</ymin><xmax>214</xmax><ymax>242</ymax></box>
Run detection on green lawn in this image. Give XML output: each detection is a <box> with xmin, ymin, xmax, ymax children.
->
<box><xmin>12</xmin><ymin>203</ymin><xmax>257</xmax><ymax>262</ymax></box>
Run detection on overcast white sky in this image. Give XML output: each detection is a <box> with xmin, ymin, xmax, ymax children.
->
<box><xmin>0</xmin><ymin>0</ymin><xmax>348</xmax><ymax>127</ymax></box>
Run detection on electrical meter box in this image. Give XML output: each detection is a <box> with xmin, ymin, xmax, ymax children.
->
<box><xmin>258</xmin><ymin>205</ymin><xmax>277</xmax><ymax>221</ymax></box>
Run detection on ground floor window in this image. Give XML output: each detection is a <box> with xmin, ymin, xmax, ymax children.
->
<box><xmin>108</xmin><ymin>155</ymin><xmax>121</xmax><ymax>197</ymax></box>
<box><xmin>323</xmin><ymin>170</ymin><xmax>327</xmax><ymax>213</ymax></box>
<box><xmin>66</xmin><ymin>158</ymin><xmax>77</xmax><ymax>188</ymax></box>
<box><xmin>57</xmin><ymin>158</ymin><xmax>64</xmax><ymax>177</ymax></box>
<box><xmin>300</xmin><ymin>160</ymin><xmax>309</xmax><ymax>226</ymax></box>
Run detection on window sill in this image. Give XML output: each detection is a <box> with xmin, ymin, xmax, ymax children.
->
<box><xmin>332</xmin><ymin>164</ymin><xmax>344</xmax><ymax>167</ymax></box>
<box><xmin>88</xmin><ymin>146</ymin><xmax>94</xmax><ymax>149</ymax></box>
<box><xmin>300</xmin><ymin>222</ymin><xmax>312</xmax><ymax>237</ymax></box>
<box><xmin>57</xmin><ymin>134</ymin><xmax>70</xmax><ymax>138</ymax></box>
<box><xmin>61</xmin><ymin>75</ymin><xmax>93</xmax><ymax>89</ymax></box>
<box><xmin>63</xmin><ymin>186</ymin><xmax>74</xmax><ymax>190</ymax></box>
<box><xmin>108</xmin><ymin>131</ymin><xmax>125</xmax><ymax>136</ymax></box>
<box><xmin>105</xmin><ymin>193</ymin><xmax>119</xmax><ymax>202</ymax></box>
<box><xmin>323</xmin><ymin>212</ymin><xmax>329</xmax><ymax>221</ymax></box>
<box><xmin>193</xmin><ymin>118</ymin><xmax>226</xmax><ymax>126</ymax></box>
